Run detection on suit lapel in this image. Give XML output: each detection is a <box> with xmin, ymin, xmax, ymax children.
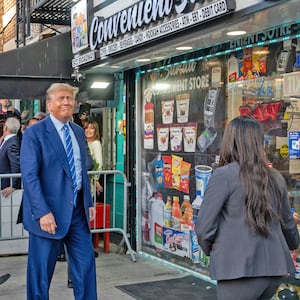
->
<box><xmin>45</xmin><ymin>118</ymin><xmax>71</xmax><ymax>177</ymax></box>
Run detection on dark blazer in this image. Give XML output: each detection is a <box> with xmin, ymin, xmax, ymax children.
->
<box><xmin>0</xmin><ymin>135</ymin><xmax>21</xmax><ymax>189</ymax></box>
<box><xmin>195</xmin><ymin>161</ymin><xmax>300</xmax><ymax>281</ymax></box>
<box><xmin>20</xmin><ymin>116</ymin><xmax>93</xmax><ymax>239</ymax></box>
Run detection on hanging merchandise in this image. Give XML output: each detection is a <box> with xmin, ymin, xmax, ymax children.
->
<box><xmin>295</xmin><ymin>38</ymin><xmax>300</xmax><ymax>69</ymax></box>
<box><xmin>227</xmin><ymin>53</ymin><xmax>239</xmax><ymax>82</ymax></box>
<box><xmin>143</xmin><ymin>88</ymin><xmax>154</xmax><ymax>149</ymax></box>
<box><xmin>252</xmin><ymin>47</ymin><xmax>268</xmax><ymax>76</ymax></box>
<box><xmin>277</xmin><ymin>40</ymin><xmax>296</xmax><ymax>73</ymax></box>
<box><xmin>197</xmin><ymin>87</ymin><xmax>220</xmax><ymax>152</ymax></box>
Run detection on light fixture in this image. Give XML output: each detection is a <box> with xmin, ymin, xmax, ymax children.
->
<box><xmin>176</xmin><ymin>46</ymin><xmax>193</xmax><ymax>50</ymax></box>
<box><xmin>136</xmin><ymin>58</ymin><xmax>151</xmax><ymax>62</ymax></box>
<box><xmin>90</xmin><ymin>82</ymin><xmax>110</xmax><ymax>89</ymax></box>
<box><xmin>153</xmin><ymin>83</ymin><xmax>170</xmax><ymax>90</ymax></box>
<box><xmin>226</xmin><ymin>30</ymin><xmax>247</xmax><ymax>36</ymax></box>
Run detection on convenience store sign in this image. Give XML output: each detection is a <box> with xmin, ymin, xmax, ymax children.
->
<box><xmin>89</xmin><ymin>0</ymin><xmax>236</xmax><ymax>57</ymax></box>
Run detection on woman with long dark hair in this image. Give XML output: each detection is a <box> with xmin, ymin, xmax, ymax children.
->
<box><xmin>195</xmin><ymin>116</ymin><xmax>299</xmax><ymax>300</ymax></box>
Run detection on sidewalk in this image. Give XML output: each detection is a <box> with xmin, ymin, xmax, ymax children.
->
<box><xmin>0</xmin><ymin>243</ymin><xmax>194</xmax><ymax>300</ymax></box>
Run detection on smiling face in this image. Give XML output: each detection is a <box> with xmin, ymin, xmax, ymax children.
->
<box><xmin>46</xmin><ymin>88</ymin><xmax>75</xmax><ymax>123</ymax></box>
<box><xmin>85</xmin><ymin>123</ymin><xmax>96</xmax><ymax>141</ymax></box>
<box><xmin>84</xmin><ymin>121</ymin><xmax>100</xmax><ymax>142</ymax></box>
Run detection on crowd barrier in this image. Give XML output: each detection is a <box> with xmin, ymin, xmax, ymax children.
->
<box><xmin>0</xmin><ymin>171</ymin><xmax>136</xmax><ymax>262</ymax></box>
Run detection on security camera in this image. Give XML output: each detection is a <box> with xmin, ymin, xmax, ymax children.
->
<box><xmin>71</xmin><ymin>69</ymin><xmax>85</xmax><ymax>83</ymax></box>
<box><xmin>76</xmin><ymin>72</ymin><xmax>85</xmax><ymax>83</ymax></box>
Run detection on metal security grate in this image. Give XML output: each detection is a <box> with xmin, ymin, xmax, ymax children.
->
<box><xmin>29</xmin><ymin>0</ymin><xmax>73</xmax><ymax>25</ymax></box>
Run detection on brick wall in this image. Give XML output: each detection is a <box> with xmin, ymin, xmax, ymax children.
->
<box><xmin>3</xmin><ymin>0</ymin><xmax>16</xmax><ymax>47</ymax></box>
<box><xmin>0</xmin><ymin>0</ymin><xmax>3</xmax><ymax>52</ymax></box>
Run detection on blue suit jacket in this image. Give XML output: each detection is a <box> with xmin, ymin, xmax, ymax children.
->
<box><xmin>20</xmin><ymin>117</ymin><xmax>93</xmax><ymax>239</ymax></box>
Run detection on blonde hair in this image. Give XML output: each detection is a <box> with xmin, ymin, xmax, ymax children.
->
<box><xmin>46</xmin><ymin>83</ymin><xmax>79</xmax><ymax>100</ymax></box>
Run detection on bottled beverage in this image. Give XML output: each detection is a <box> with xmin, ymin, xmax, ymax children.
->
<box><xmin>184</xmin><ymin>207</ymin><xmax>193</xmax><ymax>228</ymax></box>
<box><xmin>149</xmin><ymin>193</ymin><xmax>165</xmax><ymax>248</ymax></box>
<box><xmin>181</xmin><ymin>195</ymin><xmax>190</xmax><ymax>215</ymax></box>
<box><xmin>181</xmin><ymin>195</ymin><xmax>193</xmax><ymax>231</ymax></box>
<box><xmin>171</xmin><ymin>196</ymin><xmax>181</xmax><ymax>229</ymax></box>
<box><xmin>164</xmin><ymin>196</ymin><xmax>172</xmax><ymax>227</ymax></box>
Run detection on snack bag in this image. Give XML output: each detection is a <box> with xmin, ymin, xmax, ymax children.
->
<box><xmin>162</xmin><ymin>155</ymin><xmax>172</xmax><ymax>188</ymax></box>
<box><xmin>155</xmin><ymin>159</ymin><xmax>164</xmax><ymax>188</ymax></box>
<box><xmin>172</xmin><ymin>155</ymin><xmax>183</xmax><ymax>190</ymax></box>
<box><xmin>180</xmin><ymin>161</ymin><xmax>191</xmax><ymax>194</ymax></box>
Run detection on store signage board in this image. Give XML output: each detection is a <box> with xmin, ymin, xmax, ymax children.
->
<box><xmin>71</xmin><ymin>0</ymin><xmax>89</xmax><ymax>54</ymax></box>
<box><xmin>283</xmin><ymin>72</ymin><xmax>300</xmax><ymax>97</ymax></box>
<box><xmin>72</xmin><ymin>51</ymin><xmax>96</xmax><ymax>68</ymax></box>
<box><xmin>88</xmin><ymin>0</ymin><xmax>236</xmax><ymax>58</ymax></box>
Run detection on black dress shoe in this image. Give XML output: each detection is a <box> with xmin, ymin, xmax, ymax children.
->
<box><xmin>94</xmin><ymin>251</ymin><xmax>99</xmax><ymax>258</ymax></box>
<box><xmin>68</xmin><ymin>280</ymin><xmax>73</xmax><ymax>288</ymax></box>
<box><xmin>0</xmin><ymin>274</ymin><xmax>10</xmax><ymax>285</ymax></box>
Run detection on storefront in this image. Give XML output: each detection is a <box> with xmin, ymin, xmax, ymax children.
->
<box><xmin>73</xmin><ymin>0</ymin><xmax>300</xmax><ymax>284</ymax></box>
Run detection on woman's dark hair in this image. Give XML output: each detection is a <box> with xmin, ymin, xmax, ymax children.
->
<box><xmin>218</xmin><ymin>116</ymin><xmax>281</xmax><ymax>237</ymax></box>
<box><xmin>84</xmin><ymin>120</ymin><xmax>100</xmax><ymax>141</ymax></box>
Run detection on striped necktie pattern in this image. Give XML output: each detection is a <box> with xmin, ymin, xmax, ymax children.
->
<box><xmin>63</xmin><ymin>124</ymin><xmax>77</xmax><ymax>206</ymax></box>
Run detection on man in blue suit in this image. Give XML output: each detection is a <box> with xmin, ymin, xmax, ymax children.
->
<box><xmin>20</xmin><ymin>83</ymin><xmax>97</xmax><ymax>300</ymax></box>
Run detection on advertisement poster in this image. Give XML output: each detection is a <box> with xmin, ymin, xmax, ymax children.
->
<box><xmin>139</xmin><ymin>58</ymin><xmax>226</xmax><ymax>268</ymax></box>
<box><xmin>289</xmin><ymin>131</ymin><xmax>300</xmax><ymax>160</ymax></box>
<box><xmin>71</xmin><ymin>0</ymin><xmax>88</xmax><ymax>54</ymax></box>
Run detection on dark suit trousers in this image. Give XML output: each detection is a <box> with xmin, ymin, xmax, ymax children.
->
<box><xmin>217</xmin><ymin>276</ymin><xmax>282</xmax><ymax>300</ymax></box>
<box><xmin>26</xmin><ymin>195</ymin><xmax>97</xmax><ymax>300</ymax></box>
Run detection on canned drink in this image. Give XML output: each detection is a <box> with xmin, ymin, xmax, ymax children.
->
<box><xmin>200</xmin><ymin>249</ymin><xmax>210</xmax><ymax>267</ymax></box>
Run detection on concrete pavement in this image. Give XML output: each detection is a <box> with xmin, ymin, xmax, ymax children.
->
<box><xmin>0</xmin><ymin>242</ymin><xmax>194</xmax><ymax>300</ymax></box>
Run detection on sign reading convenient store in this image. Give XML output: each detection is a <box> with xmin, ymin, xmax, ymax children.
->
<box><xmin>86</xmin><ymin>0</ymin><xmax>235</xmax><ymax>60</ymax></box>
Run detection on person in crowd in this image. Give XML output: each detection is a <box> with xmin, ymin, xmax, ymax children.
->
<box><xmin>195</xmin><ymin>115</ymin><xmax>300</xmax><ymax>300</ymax></box>
<box><xmin>0</xmin><ymin>99</ymin><xmax>21</xmax><ymax>117</ymax></box>
<box><xmin>19</xmin><ymin>83</ymin><xmax>97</xmax><ymax>299</ymax></box>
<box><xmin>34</xmin><ymin>111</ymin><xmax>47</xmax><ymax>121</ymax></box>
<box><xmin>74</xmin><ymin>103</ymin><xmax>91</xmax><ymax>128</ymax></box>
<box><xmin>0</xmin><ymin>99</ymin><xmax>21</xmax><ymax>138</ymax></box>
<box><xmin>27</xmin><ymin>117</ymin><xmax>39</xmax><ymax>127</ymax></box>
<box><xmin>0</xmin><ymin>117</ymin><xmax>21</xmax><ymax>198</ymax></box>
<box><xmin>84</xmin><ymin>120</ymin><xmax>103</xmax><ymax>198</ymax></box>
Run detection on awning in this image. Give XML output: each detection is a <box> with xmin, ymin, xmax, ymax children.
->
<box><xmin>0</xmin><ymin>32</ymin><xmax>73</xmax><ymax>99</ymax></box>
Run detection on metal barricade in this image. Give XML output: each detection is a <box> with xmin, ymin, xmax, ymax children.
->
<box><xmin>88</xmin><ymin>170</ymin><xmax>136</xmax><ymax>262</ymax></box>
<box><xmin>0</xmin><ymin>173</ymin><xmax>28</xmax><ymax>255</ymax></box>
<box><xmin>0</xmin><ymin>171</ymin><xmax>136</xmax><ymax>262</ymax></box>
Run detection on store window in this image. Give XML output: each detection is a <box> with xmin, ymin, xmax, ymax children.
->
<box><xmin>137</xmin><ymin>35</ymin><xmax>300</xmax><ymax>275</ymax></box>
